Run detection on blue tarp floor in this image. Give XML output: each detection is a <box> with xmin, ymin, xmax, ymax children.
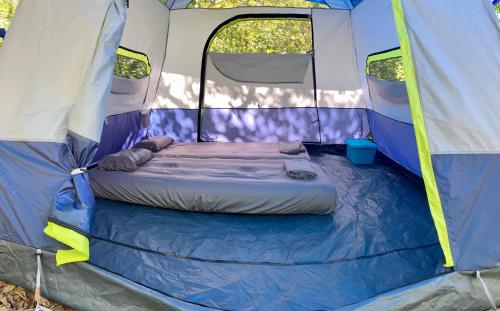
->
<box><xmin>89</xmin><ymin>147</ymin><xmax>446</xmax><ymax>310</ymax></box>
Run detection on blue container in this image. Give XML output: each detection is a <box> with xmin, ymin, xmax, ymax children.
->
<box><xmin>346</xmin><ymin>139</ymin><xmax>377</xmax><ymax>165</ymax></box>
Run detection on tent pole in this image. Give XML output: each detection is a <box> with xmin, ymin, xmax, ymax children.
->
<box><xmin>310</xmin><ymin>15</ymin><xmax>322</xmax><ymax>144</ymax></box>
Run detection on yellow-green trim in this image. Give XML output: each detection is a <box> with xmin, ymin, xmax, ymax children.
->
<box><xmin>44</xmin><ymin>222</ymin><xmax>89</xmax><ymax>266</ymax></box>
<box><xmin>391</xmin><ymin>0</ymin><xmax>454</xmax><ymax>267</ymax></box>
<box><xmin>117</xmin><ymin>47</ymin><xmax>152</xmax><ymax>75</ymax></box>
<box><xmin>366</xmin><ymin>49</ymin><xmax>402</xmax><ymax>74</ymax></box>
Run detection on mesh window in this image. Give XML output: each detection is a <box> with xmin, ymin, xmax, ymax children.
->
<box><xmin>188</xmin><ymin>0</ymin><xmax>328</xmax><ymax>9</ymax></box>
<box><xmin>114</xmin><ymin>47</ymin><xmax>151</xmax><ymax>80</ymax></box>
<box><xmin>367</xmin><ymin>49</ymin><xmax>405</xmax><ymax>82</ymax></box>
<box><xmin>209</xmin><ymin>19</ymin><xmax>313</xmax><ymax>54</ymax></box>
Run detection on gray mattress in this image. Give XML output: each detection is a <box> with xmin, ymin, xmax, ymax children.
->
<box><xmin>155</xmin><ymin>142</ymin><xmax>311</xmax><ymax>160</ymax></box>
<box><xmin>89</xmin><ymin>157</ymin><xmax>337</xmax><ymax>215</ymax></box>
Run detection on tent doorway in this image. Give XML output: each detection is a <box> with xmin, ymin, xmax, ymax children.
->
<box><xmin>197</xmin><ymin>14</ymin><xmax>321</xmax><ymax>143</ymax></box>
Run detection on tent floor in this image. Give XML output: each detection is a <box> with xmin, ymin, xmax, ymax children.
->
<box><xmin>90</xmin><ymin>146</ymin><xmax>446</xmax><ymax>310</ymax></box>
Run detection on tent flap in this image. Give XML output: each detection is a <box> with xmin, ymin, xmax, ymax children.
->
<box><xmin>396</xmin><ymin>0</ymin><xmax>500</xmax><ymax>270</ymax></box>
<box><xmin>391</xmin><ymin>0</ymin><xmax>454</xmax><ymax>267</ymax></box>
<box><xmin>0</xmin><ymin>0</ymin><xmax>126</xmax><ymax>266</ymax></box>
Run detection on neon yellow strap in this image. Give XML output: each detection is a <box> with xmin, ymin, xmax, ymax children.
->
<box><xmin>44</xmin><ymin>222</ymin><xmax>89</xmax><ymax>266</ymax></box>
<box><xmin>391</xmin><ymin>0</ymin><xmax>454</xmax><ymax>267</ymax></box>
<box><xmin>117</xmin><ymin>47</ymin><xmax>151</xmax><ymax>75</ymax></box>
<box><xmin>366</xmin><ymin>49</ymin><xmax>402</xmax><ymax>74</ymax></box>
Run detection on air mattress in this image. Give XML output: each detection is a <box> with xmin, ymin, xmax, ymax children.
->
<box><xmin>89</xmin><ymin>157</ymin><xmax>336</xmax><ymax>214</ymax></box>
<box><xmin>154</xmin><ymin>141</ymin><xmax>311</xmax><ymax>160</ymax></box>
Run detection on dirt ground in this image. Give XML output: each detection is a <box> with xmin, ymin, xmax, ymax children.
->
<box><xmin>0</xmin><ymin>280</ymin><xmax>73</xmax><ymax>311</ymax></box>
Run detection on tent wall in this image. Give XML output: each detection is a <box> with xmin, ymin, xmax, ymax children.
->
<box><xmin>313</xmin><ymin>9</ymin><xmax>369</xmax><ymax>144</ymax></box>
<box><xmin>0</xmin><ymin>0</ymin><xmax>125</xmax><ymax>262</ymax></box>
<box><xmin>94</xmin><ymin>0</ymin><xmax>170</xmax><ymax>161</ymax></box>
<box><xmin>351</xmin><ymin>0</ymin><xmax>420</xmax><ymax>175</ymax></box>
<box><xmin>118</xmin><ymin>0</ymin><xmax>170</xmax><ymax>108</ymax></box>
<box><xmin>152</xmin><ymin>7</ymin><xmax>313</xmax><ymax>142</ymax></box>
<box><xmin>202</xmin><ymin>52</ymin><xmax>320</xmax><ymax>142</ymax></box>
<box><xmin>153</xmin><ymin>7</ymin><xmax>368</xmax><ymax>143</ymax></box>
<box><xmin>395</xmin><ymin>0</ymin><xmax>500</xmax><ymax>270</ymax></box>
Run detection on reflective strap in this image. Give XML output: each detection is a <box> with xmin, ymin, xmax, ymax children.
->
<box><xmin>44</xmin><ymin>222</ymin><xmax>89</xmax><ymax>266</ymax></box>
<box><xmin>366</xmin><ymin>49</ymin><xmax>402</xmax><ymax>74</ymax></box>
<box><xmin>391</xmin><ymin>0</ymin><xmax>454</xmax><ymax>267</ymax></box>
<box><xmin>476</xmin><ymin>271</ymin><xmax>497</xmax><ymax>310</ymax></box>
<box><xmin>117</xmin><ymin>47</ymin><xmax>152</xmax><ymax>75</ymax></box>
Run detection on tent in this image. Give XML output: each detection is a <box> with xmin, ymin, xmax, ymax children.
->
<box><xmin>0</xmin><ymin>0</ymin><xmax>499</xmax><ymax>309</ymax></box>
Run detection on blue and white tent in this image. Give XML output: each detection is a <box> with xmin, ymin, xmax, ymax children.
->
<box><xmin>0</xmin><ymin>0</ymin><xmax>499</xmax><ymax>310</ymax></box>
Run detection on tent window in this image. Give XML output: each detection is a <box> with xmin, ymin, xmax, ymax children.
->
<box><xmin>188</xmin><ymin>0</ymin><xmax>329</xmax><ymax>9</ymax></box>
<box><xmin>114</xmin><ymin>47</ymin><xmax>151</xmax><ymax>80</ymax></box>
<box><xmin>366</xmin><ymin>48</ymin><xmax>405</xmax><ymax>82</ymax></box>
<box><xmin>209</xmin><ymin>18</ymin><xmax>313</xmax><ymax>54</ymax></box>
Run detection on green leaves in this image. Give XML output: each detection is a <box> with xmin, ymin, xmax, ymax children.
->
<box><xmin>0</xmin><ymin>0</ymin><xmax>18</xmax><ymax>47</ymax></box>
<box><xmin>368</xmin><ymin>57</ymin><xmax>405</xmax><ymax>82</ymax></box>
<box><xmin>210</xmin><ymin>19</ymin><xmax>313</xmax><ymax>54</ymax></box>
<box><xmin>0</xmin><ymin>0</ymin><xmax>17</xmax><ymax>29</ymax></box>
<box><xmin>114</xmin><ymin>54</ymin><xmax>150</xmax><ymax>80</ymax></box>
<box><xmin>189</xmin><ymin>0</ymin><xmax>328</xmax><ymax>9</ymax></box>
<box><xmin>192</xmin><ymin>1</ymin><xmax>319</xmax><ymax>55</ymax></box>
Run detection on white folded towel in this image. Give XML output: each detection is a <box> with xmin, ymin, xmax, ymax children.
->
<box><xmin>284</xmin><ymin>160</ymin><xmax>317</xmax><ymax>179</ymax></box>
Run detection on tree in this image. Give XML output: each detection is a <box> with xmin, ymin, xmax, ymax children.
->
<box><xmin>193</xmin><ymin>0</ymin><xmax>324</xmax><ymax>55</ymax></box>
<box><xmin>210</xmin><ymin>19</ymin><xmax>313</xmax><ymax>54</ymax></box>
<box><xmin>0</xmin><ymin>0</ymin><xmax>18</xmax><ymax>47</ymax></box>
<box><xmin>189</xmin><ymin>0</ymin><xmax>328</xmax><ymax>9</ymax></box>
<box><xmin>115</xmin><ymin>53</ymin><xmax>150</xmax><ymax>79</ymax></box>
<box><xmin>368</xmin><ymin>57</ymin><xmax>405</xmax><ymax>82</ymax></box>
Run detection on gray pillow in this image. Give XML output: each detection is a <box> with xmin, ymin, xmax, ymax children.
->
<box><xmin>134</xmin><ymin>135</ymin><xmax>174</xmax><ymax>152</ymax></box>
<box><xmin>98</xmin><ymin>148</ymin><xmax>154</xmax><ymax>172</ymax></box>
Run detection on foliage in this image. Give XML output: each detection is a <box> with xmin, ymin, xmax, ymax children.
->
<box><xmin>368</xmin><ymin>57</ymin><xmax>405</xmax><ymax>82</ymax></box>
<box><xmin>0</xmin><ymin>0</ymin><xmax>17</xmax><ymax>47</ymax></box>
<box><xmin>210</xmin><ymin>19</ymin><xmax>312</xmax><ymax>54</ymax></box>
<box><xmin>0</xmin><ymin>0</ymin><xmax>16</xmax><ymax>29</ymax></box>
<box><xmin>193</xmin><ymin>0</ymin><xmax>322</xmax><ymax>55</ymax></box>
<box><xmin>189</xmin><ymin>0</ymin><xmax>328</xmax><ymax>9</ymax></box>
<box><xmin>114</xmin><ymin>54</ymin><xmax>150</xmax><ymax>79</ymax></box>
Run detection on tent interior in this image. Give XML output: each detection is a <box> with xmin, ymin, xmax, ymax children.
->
<box><xmin>1</xmin><ymin>0</ymin><xmax>499</xmax><ymax>310</ymax></box>
<box><xmin>90</xmin><ymin>1</ymin><xmax>442</xmax><ymax>309</ymax></box>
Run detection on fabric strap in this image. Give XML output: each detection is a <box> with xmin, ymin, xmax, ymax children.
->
<box><xmin>44</xmin><ymin>222</ymin><xmax>90</xmax><ymax>266</ymax></box>
<box><xmin>476</xmin><ymin>271</ymin><xmax>497</xmax><ymax>311</ymax></box>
